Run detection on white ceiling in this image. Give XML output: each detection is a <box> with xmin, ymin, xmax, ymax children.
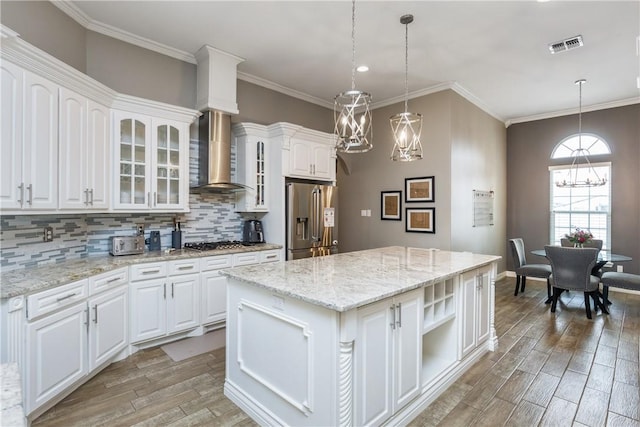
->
<box><xmin>61</xmin><ymin>1</ymin><xmax>640</xmax><ymax>125</ymax></box>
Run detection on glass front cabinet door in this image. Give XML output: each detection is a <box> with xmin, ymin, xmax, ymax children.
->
<box><xmin>234</xmin><ymin>123</ymin><xmax>269</xmax><ymax>212</ymax></box>
<box><xmin>113</xmin><ymin>111</ymin><xmax>188</xmax><ymax>211</ymax></box>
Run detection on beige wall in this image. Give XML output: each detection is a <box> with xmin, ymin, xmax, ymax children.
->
<box><xmin>86</xmin><ymin>32</ymin><xmax>197</xmax><ymax>108</ymax></box>
<box><xmin>1</xmin><ymin>1</ymin><xmax>87</xmax><ymax>73</ymax></box>
<box><xmin>337</xmin><ymin>90</ymin><xmax>507</xmax><ymax>272</ymax></box>
<box><xmin>235</xmin><ymin>81</ymin><xmax>333</xmax><ymax>132</ymax></box>
<box><xmin>450</xmin><ymin>95</ymin><xmax>507</xmax><ymax>272</ymax></box>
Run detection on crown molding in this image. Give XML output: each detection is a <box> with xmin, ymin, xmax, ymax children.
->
<box><xmin>51</xmin><ymin>0</ymin><xmax>91</xmax><ymax>27</ymax></box>
<box><xmin>52</xmin><ymin>0</ymin><xmax>197</xmax><ymax>64</ymax></box>
<box><xmin>237</xmin><ymin>72</ymin><xmax>334</xmax><ymax>110</ymax></box>
<box><xmin>1</xmin><ymin>31</ymin><xmax>116</xmax><ymax>105</ymax></box>
<box><xmin>371</xmin><ymin>81</ymin><xmax>506</xmax><ymax>125</ymax></box>
<box><xmin>112</xmin><ymin>94</ymin><xmax>201</xmax><ymax>122</ymax></box>
<box><xmin>506</xmin><ymin>97</ymin><xmax>640</xmax><ymax>127</ymax></box>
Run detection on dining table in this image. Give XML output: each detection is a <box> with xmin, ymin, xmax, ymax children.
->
<box><xmin>531</xmin><ymin>248</ymin><xmax>633</xmax><ymax>304</ymax></box>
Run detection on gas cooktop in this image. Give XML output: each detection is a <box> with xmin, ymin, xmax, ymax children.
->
<box><xmin>184</xmin><ymin>241</ymin><xmax>259</xmax><ymax>251</ymax></box>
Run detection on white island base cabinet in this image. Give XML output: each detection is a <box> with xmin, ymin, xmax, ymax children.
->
<box><xmin>224</xmin><ymin>262</ymin><xmax>498</xmax><ymax>427</ymax></box>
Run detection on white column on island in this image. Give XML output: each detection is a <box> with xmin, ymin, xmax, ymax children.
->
<box><xmin>488</xmin><ymin>264</ymin><xmax>498</xmax><ymax>351</ymax></box>
<box><xmin>338</xmin><ymin>309</ymin><xmax>357</xmax><ymax>426</ymax></box>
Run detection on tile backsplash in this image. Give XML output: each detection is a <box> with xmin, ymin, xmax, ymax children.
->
<box><xmin>0</xmin><ymin>192</ymin><xmax>244</xmax><ymax>271</ymax></box>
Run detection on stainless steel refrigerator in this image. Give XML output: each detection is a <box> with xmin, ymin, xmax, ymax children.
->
<box><xmin>286</xmin><ymin>181</ymin><xmax>338</xmax><ymax>260</ymax></box>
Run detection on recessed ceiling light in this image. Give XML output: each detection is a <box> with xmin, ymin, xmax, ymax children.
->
<box><xmin>356</xmin><ymin>65</ymin><xmax>369</xmax><ymax>73</ymax></box>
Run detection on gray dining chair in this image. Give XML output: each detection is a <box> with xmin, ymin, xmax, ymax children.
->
<box><xmin>560</xmin><ymin>238</ymin><xmax>603</xmax><ymax>249</ymax></box>
<box><xmin>560</xmin><ymin>238</ymin><xmax>604</xmax><ymax>277</ymax></box>
<box><xmin>509</xmin><ymin>238</ymin><xmax>552</xmax><ymax>299</ymax></box>
<box><xmin>545</xmin><ymin>245</ymin><xmax>608</xmax><ymax>319</ymax></box>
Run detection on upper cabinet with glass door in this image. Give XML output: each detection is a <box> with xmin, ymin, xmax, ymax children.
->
<box><xmin>113</xmin><ymin>111</ymin><xmax>190</xmax><ymax>212</ymax></box>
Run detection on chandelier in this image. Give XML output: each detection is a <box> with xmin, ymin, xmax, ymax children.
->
<box><xmin>334</xmin><ymin>0</ymin><xmax>372</xmax><ymax>153</ymax></box>
<box><xmin>390</xmin><ymin>14</ymin><xmax>423</xmax><ymax>162</ymax></box>
<box><xmin>555</xmin><ymin>79</ymin><xmax>607</xmax><ymax>188</ymax></box>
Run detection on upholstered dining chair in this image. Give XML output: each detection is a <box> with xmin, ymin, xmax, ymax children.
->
<box><xmin>560</xmin><ymin>238</ymin><xmax>604</xmax><ymax>277</ymax></box>
<box><xmin>545</xmin><ymin>245</ymin><xmax>608</xmax><ymax>319</ymax></box>
<box><xmin>560</xmin><ymin>238</ymin><xmax>603</xmax><ymax>249</ymax></box>
<box><xmin>509</xmin><ymin>238</ymin><xmax>552</xmax><ymax>299</ymax></box>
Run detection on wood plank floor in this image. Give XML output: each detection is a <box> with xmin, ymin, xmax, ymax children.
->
<box><xmin>33</xmin><ymin>277</ymin><xmax>640</xmax><ymax>427</ymax></box>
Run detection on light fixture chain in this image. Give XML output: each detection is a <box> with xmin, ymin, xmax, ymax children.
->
<box><xmin>578</xmin><ymin>79</ymin><xmax>582</xmax><ymax>149</ymax></box>
<box><xmin>404</xmin><ymin>20</ymin><xmax>409</xmax><ymax>113</ymax></box>
<box><xmin>351</xmin><ymin>0</ymin><xmax>356</xmax><ymax>91</ymax></box>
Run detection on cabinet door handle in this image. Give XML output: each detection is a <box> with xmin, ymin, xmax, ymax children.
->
<box><xmin>148</xmin><ymin>192</ymin><xmax>151</xmax><ymax>208</ymax></box>
<box><xmin>93</xmin><ymin>304</ymin><xmax>98</xmax><ymax>323</ymax></box>
<box><xmin>154</xmin><ymin>191</ymin><xmax>157</xmax><ymax>207</ymax></box>
<box><xmin>171</xmin><ymin>283</ymin><xmax>174</xmax><ymax>298</ymax></box>
<box><xmin>163</xmin><ymin>283</ymin><xmax>166</xmax><ymax>299</ymax></box>
<box><xmin>26</xmin><ymin>184</ymin><xmax>33</xmax><ymax>205</ymax></box>
<box><xmin>84</xmin><ymin>308</ymin><xmax>89</xmax><ymax>329</ymax></box>
<box><xmin>56</xmin><ymin>292</ymin><xmax>78</xmax><ymax>302</ymax></box>
<box><xmin>106</xmin><ymin>277</ymin><xmax>120</xmax><ymax>283</ymax></box>
<box><xmin>84</xmin><ymin>188</ymin><xmax>89</xmax><ymax>205</ymax></box>
<box><xmin>177</xmin><ymin>265</ymin><xmax>193</xmax><ymax>270</ymax></box>
<box><xmin>265</xmin><ymin>255</ymin><xmax>277</xmax><ymax>260</ymax></box>
<box><xmin>141</xmin><ymin>269</ymin><xmax>161</xmax><ymax>275</ymax></box>
<box><xmin>396</xmin><ymin>302</ymin><xmax>402</xmax><ymax>328</ymax></box>
<box><xmin>89</xmin><ymin>189</ymin><xmax>94</xmax><ymax>205</ymax></box>
<box><xmin>390</xmin><ymin>304</ymin><xmax>396</xmax><ymax>329</ymax></box>
<box><xmin>17</xmin><ymin>183</ymin><xmax>24</xmax><ymax>207</ymax></box>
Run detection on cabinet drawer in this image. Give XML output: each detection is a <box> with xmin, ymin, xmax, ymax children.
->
<box><xmin>27</xmin><ymin>279</ymin><xmax>88</xmax><ymax>320</ymax></box>
<box><xmin>130</xmin><ymin>262</ymin><xmax>167</xmax><ymax>281</ymax></box>
<box><xmin>201</xmin><ymin>255</ymin><xmax>233</xmax><ymax>271</ymax></box>
<box><xmin>89</xmin><ymin>267</ymin><xmax>128</xmax><ymax>295</ymax></box>
<box><xmin>168</xmin><ymin>258</ymin><xmax>200</xmax><ymax>276</ymax></box>
<box><xmin>233</xmin><ymin>252</ymin><xmax>261</xmax><ymax>266</ymax></box>
<box><xmin>260</xmin><ymin>250</ymin><xmax>281</xmax><ymax>263</ymax></box>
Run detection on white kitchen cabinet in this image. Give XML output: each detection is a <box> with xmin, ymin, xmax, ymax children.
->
<box><xmin>167</xmin><ymin>273</ymin><xmax>200</xmax><ymax>334</ymax></box>
<box><xmin>234</xmin><ymin>123</ymin><xmax>269</xmax><ymax>212</ymax></box>
<box><xmin>59</xmin><ymin>87</ymin><xmax>110</xmax><ymax>210</ymax></box>
<box><xmin>88</xmin><ymin>285</ymin><xmax>128</xmax><ymax>371</ymax></box>
<box><xmin>25</xmin><ymin>301</ymin><xmax>88</xmax><ymax>414</ymax></box>
<box><xmin>201</xmin><ymin>255</ymin><xmax>233</xmax><ymax>326</ymax></box>
<box><xmin>129</xmin><ymin>261</ymin><xmax>200</xmax><ymax>343</ymax></box>
<box><xmin>113</xmin><ymin>112</ymin><xmax>189</xmax><ymax>211</ymax></box>
<box><xmin>289</xmin><ymin>137</ymin><xmax>334</xmax><ymax>181</ymax></box>
<box><xmin>354</xmin><ymin>288</ymin><xmax>423</xmax><ymax>426</ymax></box>
<box><xmin>0</xmin><ymin>62</ymin><xmax>58</xmax><ymax>211</ymax></box>
<box><xmin>129</xmin><ymin>278</ymin><xmax>167</xmax><ymax>343</ymax></box>
<box><xmin>460</xmin><ymin>265</ymin><xmax>491</xmax><ymax>358</ymax></box>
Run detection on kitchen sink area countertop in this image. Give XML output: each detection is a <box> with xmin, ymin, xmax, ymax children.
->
<box><xmin>0</xmin><ymin>243</ymin><xmax>282</xmax><ymax>299</ymax></box>
<box><xmin>222</xmin><ymin>246</ymin><xmax>501</xmax><ymax>312</ymax></box>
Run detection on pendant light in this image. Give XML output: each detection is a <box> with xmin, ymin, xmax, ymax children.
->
<box><xmin>555</xmin><ymin>79</ymin><xmax>607</xmax><ymax>188</ymax></box>
<box><xmin>334</xmin><ymin>0</ymin><xmax>372</xmax><ymax>153</ymax></box>
<box><xmin>390</xmin><ymin>14</ymin><xmax>423</xmax><ymax>162</ymax></box>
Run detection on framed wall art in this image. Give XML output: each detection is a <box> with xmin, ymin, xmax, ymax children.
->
<box><xmin>405</xmin><ymin>176</ymin><xmax>435</xmax><ymax>202</ymax></box>
<box><xmin>406</xmin><ymin>207</ymin><xmax>435</xmax><ymax>233</ymax></box>
<box><xmin>381</xmin><ymin>191</ymin><xmax>402</xmax><ymax>221</ymax></box>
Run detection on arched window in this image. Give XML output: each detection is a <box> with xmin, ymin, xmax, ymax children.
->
<box><xmin>551</xmin><ymin>133</ymin><xmax>611</xmax><ymax>159</ymax></box>
<box><xmin>549</xmin><ymin>134</ymin><xmax>611</xmax><ymax>248</ymax></box>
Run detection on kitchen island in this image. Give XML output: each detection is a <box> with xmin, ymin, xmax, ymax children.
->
<box><xmin>221</xmin><ymin>246</ymin><xmax>500</xmax><ymax>426</ymax></box>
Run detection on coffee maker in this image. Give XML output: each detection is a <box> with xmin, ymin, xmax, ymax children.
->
<box><xmin>243</xmin><ymin>220</ymin><xmax>265</xmax><ymax>243</ymax></box>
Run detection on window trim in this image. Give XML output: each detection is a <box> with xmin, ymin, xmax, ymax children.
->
<box><xmin>550</xmin><ymin>133</ymin><xmax>611</xmax><ymax>159</ymax></box>
<box><xmin>548</xmin><ymin>161</ymin><xmax>611</xmax><ymax>249</ymax></box>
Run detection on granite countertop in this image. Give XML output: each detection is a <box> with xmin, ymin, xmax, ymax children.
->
<box><xmin>0</xmin><ymin>363</ymin><xmax>25</xmax><ymax>427</ymax></box>
<box><xmin>221</xmin><ymin>246</ymin><xmax>501</xmax><ymax>312</ymax></box>
<box><xmin>1</xmin><ymin>243</ymin><xmax>282</xmax><ymax>299</ymax></box>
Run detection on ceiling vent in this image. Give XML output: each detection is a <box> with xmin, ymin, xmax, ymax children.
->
<box><xmin>548</xmin><ymin>35</ymin><xmax>584</xmax><ymax>54</ymax></box>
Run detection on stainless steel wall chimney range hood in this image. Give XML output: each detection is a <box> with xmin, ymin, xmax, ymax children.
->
<box><xmin>191</xmin><ymin>110</ymin><xmax>248</xmax><ymax>192</ymax></box>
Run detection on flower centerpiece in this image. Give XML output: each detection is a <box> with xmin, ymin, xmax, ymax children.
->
<box><xmin>565</xmin><ymin>228</ymin><xmax>593</xmax><ymax>247</ymax></box>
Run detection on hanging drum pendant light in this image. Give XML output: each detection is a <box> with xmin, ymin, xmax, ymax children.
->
<box><xmin>334</xmin><ymin>0</ymin><xmax>373</xmax><ymax>153</ymax></box>
<box><xmin>390</xmin><ymin>14</ymin><xmax>423</xmax><ymax>162</ymax></box>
